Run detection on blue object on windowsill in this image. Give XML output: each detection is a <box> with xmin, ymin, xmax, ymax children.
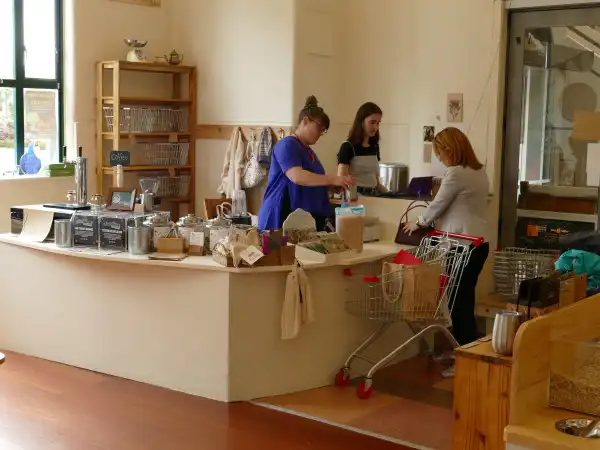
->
<box><xmin>19</xmin><ymin>143</ymin><xmax>42</xmax><ymax>175</ymax></box>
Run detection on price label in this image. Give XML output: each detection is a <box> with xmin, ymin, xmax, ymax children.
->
<box><xmin>190</xmin><ymin>231</ymin><xmax>204</xmax><ymax>247</ymax></box>
<box><xmin>240</xmin><ymin>245</ymin><xmax>264</xmax><ymax>266</ymax></box>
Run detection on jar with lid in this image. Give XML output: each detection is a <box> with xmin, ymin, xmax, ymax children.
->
<box><xmin>204</xmin><ymin>215</ymin><xmax>232</xmax><ymax>255</ymax></box>
<box><xmin>176</xmin><ymin>214</ymin><xmax>204</xmax><ymax>250</ymax></box>
<box><xmin>143</xmin><ymin>212</ymin><xmax>171</xmax><ymax>251</ymax></box>
<box><xmin>66</xmin><ymin>190</ymin><xmax>76</xmax><ymax>203</ymax></box>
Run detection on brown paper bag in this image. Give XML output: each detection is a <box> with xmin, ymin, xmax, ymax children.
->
<box><xmin>383</xmin><ymin>261</ymin><xmax>442</xmax><ymax>322</ymax></box>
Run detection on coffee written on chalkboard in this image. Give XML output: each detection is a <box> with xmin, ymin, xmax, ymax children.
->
<box><xmin>109</xmin><ymin>150</ymin><xmax>131</xmax><ymax>167</ymax></box>
<box><xmin>73</xmin><ymin>212</ymin><xmax>99</xmax><ymax>247</ymax></box>
<box><xmin>99</xmin><ymin>216</ymin><xmax>127</xmax><ymax>251</ymax></box>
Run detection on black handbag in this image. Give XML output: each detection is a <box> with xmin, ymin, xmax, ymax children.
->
<box><xmin>395</xmin><ymin>200</ymin><xmax>434</xmax><ymax>246</ymax></box>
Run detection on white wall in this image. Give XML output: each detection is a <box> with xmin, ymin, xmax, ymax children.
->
<box><xmin>64</xmin><ymin>0</ymin><xmax>173</xmax><ymax>192</ymax></box>
<box><xmin>170</xmin><ymin>0</ymin><xmax>295</xmax><ymax>125</ymax></box>
<box><xmin>0</xmin><ymin>177</ymin><xmax>74</xmax><ymax>232</ymax></box>
<box><xmin>169</xmin><ymin>0</ymin><xmax>295</xmax><ymax>212</ymax></box>
<box><xmin>293</xmin><ymin>0</ymin><xmax>342</xmax><ymax>172</ymax></box>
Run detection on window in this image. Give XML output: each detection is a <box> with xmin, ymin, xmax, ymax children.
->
<box><xmin>0</xmin><ymin>0</ymin><xmax>63</xmax><ymax>175</ymax></box>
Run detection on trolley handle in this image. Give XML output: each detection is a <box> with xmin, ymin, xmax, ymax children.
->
<box><xmin>427</xmin><ymin>230</ymin><xmax>485</xmax><ymax>247</ymax></box>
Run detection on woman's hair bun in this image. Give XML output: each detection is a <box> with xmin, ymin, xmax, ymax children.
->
<box><xmin>304</xmin><ymin>95</ymin><xmax>319</xmax><ymax>109</ymax></box>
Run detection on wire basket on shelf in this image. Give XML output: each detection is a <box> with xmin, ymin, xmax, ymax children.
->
<box><xmin>137</xmin><ymin>143</ymin><xmax>189</xmax><ymax>166</ymax></box>
<box><xmin>156</xmin><ymin>175</ymin><xmax>191</xmax><ymax>198</ymax></box>
<box><xmin>492</xmin><ymin>247</ymin><xmax>560</xmax><ymax>297</ymax></box>
<box><xmin>103</xmin><ymin>106</ymin><xmax>188</xmax><ymax>133</ymax></box>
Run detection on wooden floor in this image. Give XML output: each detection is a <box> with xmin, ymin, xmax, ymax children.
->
<box><xmin>257</xmin><ymin>356</ymin><xmax>454</xmax><ymax>450</ymax></box>
<box><xmin>0</xmin><ymin>351</ymin><xmax>411</xmax><ymax>450</ymax></box>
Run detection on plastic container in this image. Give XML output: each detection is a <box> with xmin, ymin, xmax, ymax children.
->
<box><xmin>335</xmin><ymin>205</ymin><xmax>365</xmax><ymax>253</ymax></box>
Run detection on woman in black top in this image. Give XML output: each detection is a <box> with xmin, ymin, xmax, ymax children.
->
<box><xmin>337</xmin><ymin>102</ymin><xmax>387</xmax><ymax>194</ymax></box>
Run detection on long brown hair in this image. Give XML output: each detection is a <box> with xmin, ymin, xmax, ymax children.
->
<box><xmin>347</xmin><ymin>102</ymin><xmax>382</xmax><ymax>146</ymax></box>
<box><xmin>433</xmin><ymin>127</ymin><xmax>483</xmax><ymax>170</ymax></box>
<box><xmin>297</xmin><ymin>95</ymin><xmax>330</xmax><ymax>130</ymax></box>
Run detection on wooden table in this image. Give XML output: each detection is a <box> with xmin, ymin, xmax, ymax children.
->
<box><xmin>452</xmin><ymin>337</ymin><xmax>512</xmax><ymax>450</ymax></box>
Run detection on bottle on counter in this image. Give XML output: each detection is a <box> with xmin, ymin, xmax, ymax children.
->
<box><xmin>113</xmin><ymin>165</ymin><xmax>124</xmax><ymax>188</ymax></box>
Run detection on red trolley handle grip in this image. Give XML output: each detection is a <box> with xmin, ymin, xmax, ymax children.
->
<box><xmin>427</xmin><ymin>230</ymin><xmax>485</xmax><ymax>247</ymax></box>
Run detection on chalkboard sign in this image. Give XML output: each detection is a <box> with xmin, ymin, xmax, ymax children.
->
<box><xmin>109</xmin><ymin>150</ymin><xmax>131</xmax><ymax>166</ymax></box>
<box><xmin>73</xmin><ymin>214</ymin><xmax>99</xmax><ymax>247</ymax></box>
<box><xmin>99</xmin><ymin>216</ymin><xmax>127</xmax><ymax>251</ymax></box>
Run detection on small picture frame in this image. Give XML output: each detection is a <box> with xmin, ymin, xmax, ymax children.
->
<box><xmin>447</xmin><ymin>93</ymin><xmax>464</xmax><ymax>123</ymax></box>
<box><xmin>423</xmin><ymin>126</ymin><xmax>435</xmax><ymax>143</ymax></box>
<box><xmin>107</xmin><ymin>188</ymin><xmax>137</xmax><ymax>211</ymax></box>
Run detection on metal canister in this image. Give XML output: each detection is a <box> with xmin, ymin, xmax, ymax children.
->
<box><xmin>54</xmin><ymin>219</ymin><xmax>72</xmax><ymax>248</ymax></box>
<box><xmin>491</xmin><ymin>311</ymin><xmax>525</xmax><ymax>356</ymax></box>
<box><xmin>177</xmin><ymin>214</ymin><xmax>204</xmax><ymax>249</ymax></box>
<box><xmin>143</xmin><ymin>212</ymin><xmax>171</xmax><ymax>251</ymax></box>
<box><xmin>128</xmin><ymin>219</ymin><xmax>151</xmax><ymax>255</ymax></box>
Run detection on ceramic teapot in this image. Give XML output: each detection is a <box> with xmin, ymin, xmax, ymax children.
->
<box><xmin>164</xmin><ymin>49</ymin><xmax>184</xmax><ymax>65</ymax></box>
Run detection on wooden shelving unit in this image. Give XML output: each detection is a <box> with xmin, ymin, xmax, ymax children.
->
<box><xmin>96</xmin><ymin>60</ymin><xmax>197</xmax><ymax>220</ymax></box>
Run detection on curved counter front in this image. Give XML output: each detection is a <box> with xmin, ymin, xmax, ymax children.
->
<box><xmin>0</xmin><ymin>235</ymin><xmax>414</xmax><ymax>402</ymax></box>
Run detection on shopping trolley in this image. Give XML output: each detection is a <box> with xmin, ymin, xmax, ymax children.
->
<box><xmin>335</xmin><ymin>231</ymin><xmax>483</xmax><ymax>399</ymax></box>
<box><xmin>492</xmin><ymin>247</ymin><xmax>559</xmax><ymax>299</ymax></box>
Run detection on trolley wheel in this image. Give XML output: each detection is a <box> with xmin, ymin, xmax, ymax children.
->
<box><xmin>356</xmin><ymin>379</ymin><xmax>373</xmax><ymax>399</ymax></box>
<box><xmin>334</xmin><ymin>369</ymin><xmax>351</xmax><ymax>388</ymax></box>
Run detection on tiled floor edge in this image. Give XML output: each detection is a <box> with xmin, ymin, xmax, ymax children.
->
<box><xmin>251</xmin><ymin>401</ymin><xmax>436</xmax><ymax>450</ymax></box>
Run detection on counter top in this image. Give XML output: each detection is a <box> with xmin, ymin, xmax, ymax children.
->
<box><xmin>454</xmin><ymin>336</ymin><xmax>513</xmax><ymax>366</ymax></box>
<box><xmin>505</xmin><ymin>408</ymin><xmax>597</xmax><ymax>450</ymax></box>
<box><xmin>0</xmin><ymin>234</ymin><xmax>409</xmax><ymax>274</ymax></box>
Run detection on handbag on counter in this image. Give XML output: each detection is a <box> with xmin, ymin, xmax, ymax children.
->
<box><xmin>395</xmin><ymin>200</ymin><xmax>434</xmax><ymax>246</ymax></box>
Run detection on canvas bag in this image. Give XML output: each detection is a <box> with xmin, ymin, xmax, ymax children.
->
<box><xmin>241</xmin><ymin>130</ymin><xmax>267</xmax><ymax>189</ymax></box>
<box><xmin>382</xmin><ymin>260</ymin><xmax>442</xmax><ymax>322</ymax></box>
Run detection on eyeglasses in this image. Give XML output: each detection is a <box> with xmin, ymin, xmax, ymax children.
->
<box><xmin>309</xmin><ymin>118</ymin><xmax>328</xmax><ymax>135</ymax></box>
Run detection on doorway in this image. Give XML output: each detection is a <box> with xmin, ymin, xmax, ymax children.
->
<box><xmin>501</xmin><ymin>6</ymin><xmax>600</xmax><ymax>248</ymax></box>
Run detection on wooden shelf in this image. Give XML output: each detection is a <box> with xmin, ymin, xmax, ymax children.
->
<box><xmin>196</xmin><ymin>124</ymin><xmax>292</xmax><ymax>140</ymax></box>
<box><xmin>97</xmin><ymin>60</ymin><xmax>197</xmax><ymax>220</ymax></box>
<box><xmin>100</xmin><ymin>60</ymin><xmax>195</xmax><ymax>74</ymax></box>
<box><xmin>161</xmin><ymin>196</ymin><xmax>192</xmax><ymax>203</ymax></box>
<box><xmin>102</xmin><ymin>96</ymin><xmax>192</xmax><ymax>105</ymax></box>
<box><xmin>101</xmin><ymin>165</ymin><xmax>192</xmax><ymax>174</ymax></box>
<box><xmin>101</xmin><ymin>132</ymin><xmax>192</xmax><ymax>138</ymax></box>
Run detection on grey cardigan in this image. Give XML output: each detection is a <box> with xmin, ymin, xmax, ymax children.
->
<box><xmin>418</xmin><ymin>166</ymin><xmax>489</xmax><ymax>238</ymax></box>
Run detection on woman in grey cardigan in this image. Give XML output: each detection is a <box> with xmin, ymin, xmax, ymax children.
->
<box><xmin>404</xmin><ymin>127</ymin><xmax>489</xmax><ymax>375</ymax></box>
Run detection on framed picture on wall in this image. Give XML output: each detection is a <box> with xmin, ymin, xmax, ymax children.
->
<box><xmin>110</xmin><ymin>0</ymin><xmax>161</xmax><ymax>7</ymax></box>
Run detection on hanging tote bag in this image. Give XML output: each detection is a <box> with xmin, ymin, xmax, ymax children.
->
<box><xmin>241</xmin><ymin>129</ymin><xmax>267</xmax><ymax>189</ymax></box>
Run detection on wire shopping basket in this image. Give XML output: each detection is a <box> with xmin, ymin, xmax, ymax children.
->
<box><xmin>492</xmin><ymin>247</ymin><xmax>559</xmax><ymax>298</ymax></box>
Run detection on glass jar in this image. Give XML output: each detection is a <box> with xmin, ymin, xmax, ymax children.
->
<box><xmin>66</xmin><ymin>190</ymin><xmax>76</xmax><ymax>203</ymax></box>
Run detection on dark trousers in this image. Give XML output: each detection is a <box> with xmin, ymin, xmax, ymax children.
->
<box><xmin>450</xmin><ymin>242</ymin><xmax>489</xmax><ymax>346</ymax></box>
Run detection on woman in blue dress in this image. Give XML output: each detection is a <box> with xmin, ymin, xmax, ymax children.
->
<box><xmin>258</xmin><ymin>96</ymin><xmax>355</xmax><ymax>231</ymax></box>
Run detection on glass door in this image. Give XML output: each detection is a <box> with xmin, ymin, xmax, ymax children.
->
<box><xmin>501</xmin><ymin>7</ymin><xmax>600</xmax><ymax>248</ymax></box>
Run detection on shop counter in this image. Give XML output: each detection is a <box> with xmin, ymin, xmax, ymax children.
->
<box><xmin>0</xmin><ymin>234</ymin><xmax>414</xmax><ymax>402</ymax></box>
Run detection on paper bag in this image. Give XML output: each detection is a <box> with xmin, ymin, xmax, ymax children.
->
<box><xmin>383</xmin><ymin>261</ymin><xmax>442</xmax><ymax>321</ymax></box>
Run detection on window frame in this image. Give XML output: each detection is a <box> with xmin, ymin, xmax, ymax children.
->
<box><xmin>2</xmin><ymin>0</ymin><xmax>64</xmax><ymax>164</ymax></box>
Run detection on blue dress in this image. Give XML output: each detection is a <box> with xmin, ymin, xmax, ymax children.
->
<box><xmin>258</xmin><ymin>136</ymin><xmax>331</xmax><ymax>230</ymax></box>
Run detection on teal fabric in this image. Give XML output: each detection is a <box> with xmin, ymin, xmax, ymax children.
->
<box><xmin>555</xmin><ymin>249</ymin><xmax>600</xmax><ymax>292</ymax></box>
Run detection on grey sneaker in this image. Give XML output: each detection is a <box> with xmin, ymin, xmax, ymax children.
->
<box><xmin>441</xmin><ymin>365</ymin><xmax>455</xmax><ymax>378</ymax></box>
